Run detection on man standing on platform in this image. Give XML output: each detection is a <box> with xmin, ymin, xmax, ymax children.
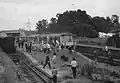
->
<box><xmin>18</xmin><ymin>39</ymin><xmax>21</xmax><ymax>48</ymax></box>
<box><xmin>52</xmin><ymin>67</ymin><xmax>57</xmax><ymax>83</ymax></box>
<box><xmin>103</xmin><ymin>46</ymin><xmax>109</xmax><ymax>56</ymax></box>
<box><xmin>43</xmin><ymin>43</ymin><xmax>47</xmax><ymax>53</ymax></box>
<box><xmin>93</xmin><ymin>50</ymin><xmax>99</xmax><ymax>64</ymax></box>
<box><xmin>21</xmin><ymin>40</ymin><xmax>24</xmax><ymax>49</ymax></box>
<box><xmin>71</xmin><ymin>57</ymin><xmax>77</xmax><ymax>78</ymax></box>
<box><xmin>69</xmin><ymin>46</ymin><xmax>72</xmax><ymax>53</ymax></box>
<box><xmin>46</xmin><ymin>43</ymin><xmax>51</xmax><ymax>53</ymax></box>
<box><xmin>43</xmin><ymin>55</ymin><xmax>51</xmax><ymax>69</ymax></box>
<box><xmin>29</xmin><ymin>41</ymin><xmax>32</xmax><ymax>53</ymax></box>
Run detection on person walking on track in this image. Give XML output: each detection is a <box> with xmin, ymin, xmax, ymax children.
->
<box><xmin>71</xmin><ymin>57</ymin><xmax>78</xmax><ymax>78</ymax></box>
<box><xmin>43</xmin><ymin>55</ymin><xmax>52</xmax><ymax>69</ymax></box>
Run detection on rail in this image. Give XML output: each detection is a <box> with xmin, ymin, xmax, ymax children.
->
<box><xmin>9</xmin><ymin>53</ymin><xmax>52</xmax><ymax>83</ymax></box>
<box><xmin>82</xmin><ymin>52</ymin><xmax>120</xmax><ymax>66</ymax></box>
<box><xmin>76</xmin><ymin>44</ymin><xmax>120</xmax><ymax>51</ymax></box>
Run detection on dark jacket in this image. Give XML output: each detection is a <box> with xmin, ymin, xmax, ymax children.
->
<box><xmin>46</xmin><ymin>55</ymin><xmax>50</xmax><ymax>62</ymax></box>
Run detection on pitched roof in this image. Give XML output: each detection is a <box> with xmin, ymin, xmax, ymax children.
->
<box><xmin>0</xmin><ymin>30</ymin><xmax>37</xmax><ymax>36</ymax></box>
<box><xmin>0</xmin><ymin>30</ymin><xmax>20</xmax><ymax>33</ymax></box>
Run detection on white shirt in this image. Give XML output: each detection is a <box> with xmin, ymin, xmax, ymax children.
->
<box><xmin>53</xmin><ymin>55</ymin><xmax>56</xmax><ymax>60</ymax></box>
<box><xmin>71</xmin><ymin>60</ymin><xmax>77</xmax><ymax>67</ymax></box>
<box><xmin>56</xmin><ymin>40</ymin><xmax>59</xmax><ymax>45</ymax></box>
<box><xmin>46</xmin><ymin>43</ymin><xmax>50</xmax><ymax>48</ymax></box>
<box><xmin>43</xmin><ymin>44</ymin><xmax>46</xmax><ymax>48</ymax></box>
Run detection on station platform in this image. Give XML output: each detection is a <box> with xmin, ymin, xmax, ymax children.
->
<box><xmin>18</xmin><ymin>48</ymin><xmax>70</xmax><ymax>78</ymax></box>
<box><xmin>17</xmin><ymin>47</ymin><xmax>120</xmax><ymax>82</ymax></box>
<box><xmin>17</xmin><ymin>48</ymin><xmax>93</xmax><ymax>80</ymax></box>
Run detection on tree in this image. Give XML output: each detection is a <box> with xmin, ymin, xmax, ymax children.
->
<box><xmin>36</xmin><ymin>19</ymin><xmax>48</xmax><ymax>32</ymax></box>
<box><xmin>111</xmin><ymin>15</ymin><xmax>119</xmax><ymax>32</ymax></box>
<box><xmin>91</xmin><ymin>16</ymin><xmax>113</xmax><ymax>33</ymax></box>
<box><xmin>81</xmin><ymin>23</ymin><xmax>98</xmax><ymax>38</ymax></box>
<box><xmin>57</xmin><ymin>9</ymin><xmax>91</xmax><ymax>26</ymax></box>
<box><xmin>36</xmin><ymin>9</ymin><xmax>118</xmax><ymax>38</ymax></box>
<box><xmin>50</xmin><ymin>17</ymin><xmax>57</xmax><ymax>24</ymax></box>
<box><xmin>36</xmin><ymin>21</ymin><xmax>43</xmax><ymax>32</ymax></box>
<box><xmin>41</xmin><ymin>19</ymin><xmax>48</xmax><ymax>28</ymax></box>
<box><xmin>56</xmin><ymin>9</ymin><xmax>98</xmax><ymax>37</ymax></box>
<box><xmin>56</xmin><ymin>13</ymin><xmax>61</xmax><ymax>18</ymax></box>
<box><xmin>106</xmin><ymin>16</ymin><xmax>111</xmax><ymax>23</ymax></box>
<box><xmin>111</xmin><ymin>15</ymin><xmax>119</xmax><ymax>24</ymax></box>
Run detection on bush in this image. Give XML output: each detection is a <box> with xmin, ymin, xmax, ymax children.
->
<box><xmin>80</xmin><ymin>64</ymin><xmax>94</xmax><ymax>76</ymax></box>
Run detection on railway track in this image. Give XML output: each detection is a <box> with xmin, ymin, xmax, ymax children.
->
<box><xmin>81</xmin><ymin>52</ymin><xmax>120</xmax><ymax>66</ymax></box>
<box><xmin>8</xmin><ymin>53</ymin><xmax>52</xmax><ymax>83</ymax></box>
<box><xmin>76</xmin><ymin>44</ymin><xmax>120</xmax><ymax>66</ymax></box>
<box><xmin>76</xmin><ymin>44</ymin><xmax>120</xmax><ymax>51</ymax></box>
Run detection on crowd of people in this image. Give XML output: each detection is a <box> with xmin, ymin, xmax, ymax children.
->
<box><xmin>15</xmin><ymin>37</ymin><xmax>76</xmax><ymax>83</ymax></box>
<box><xmin>16</xmin><ymin>38</ymin><xmax>33</xmax><ymax>53</ymax></box>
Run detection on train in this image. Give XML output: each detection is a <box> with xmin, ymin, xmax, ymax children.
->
<box><xmin>0</xmin><ymin>37</ymin><xmax>16</xmax><ymax>54</ymax></box>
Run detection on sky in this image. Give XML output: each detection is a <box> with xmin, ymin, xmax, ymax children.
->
<box><xmin>0</xmin><ymin>0</ymin><xmax>120</xmax><ymax>31</ymax></box>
